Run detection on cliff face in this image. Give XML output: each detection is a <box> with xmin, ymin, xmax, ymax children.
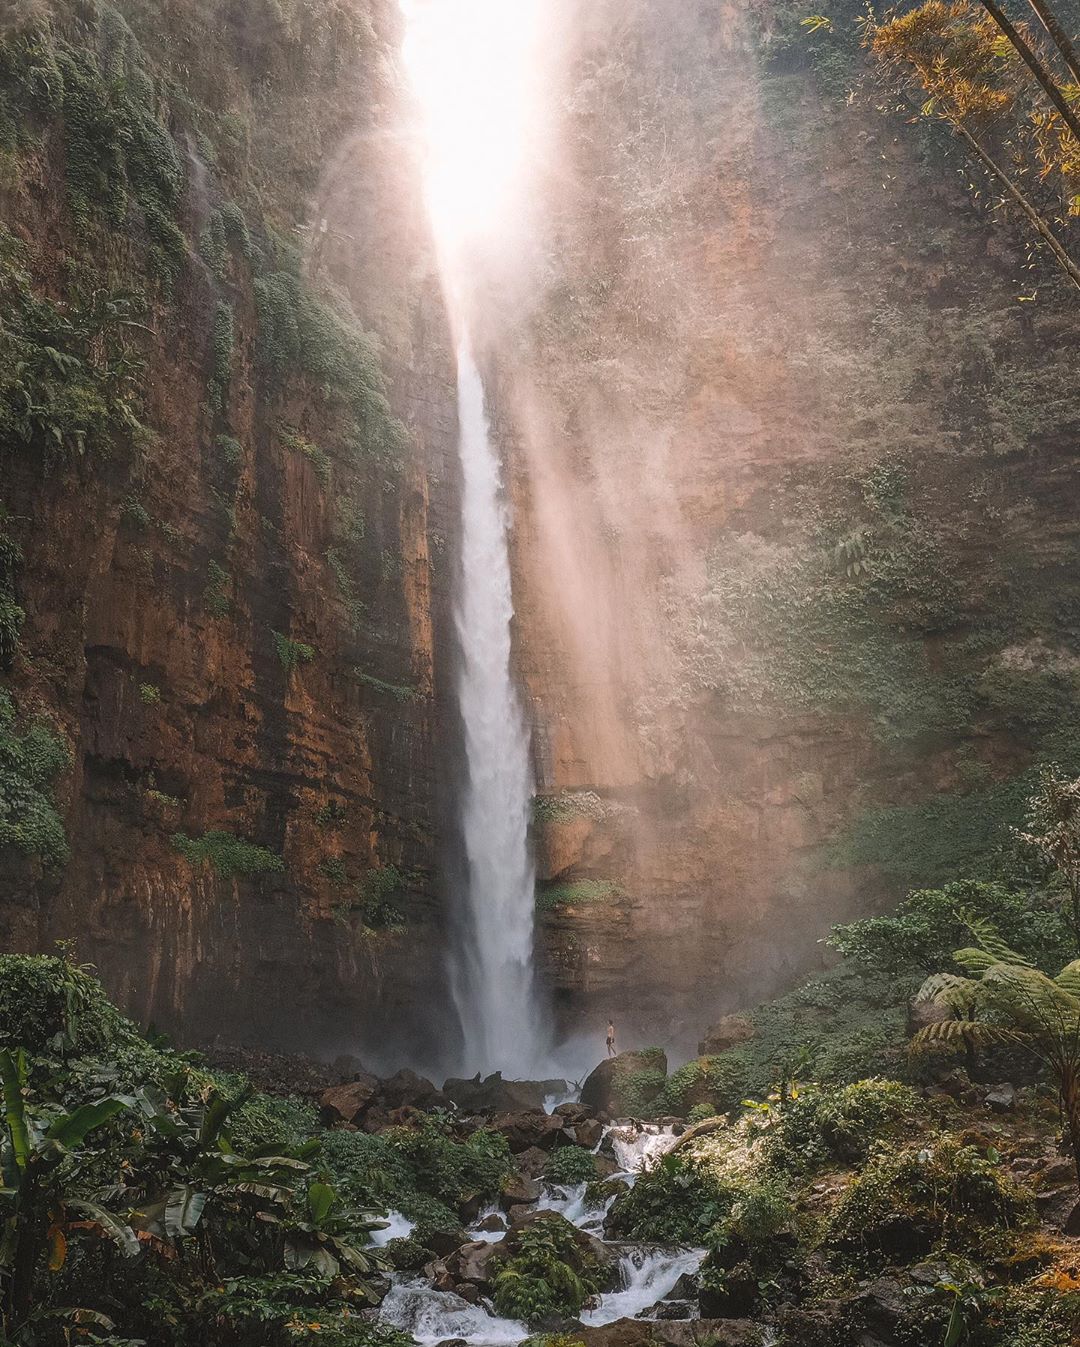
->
<box><xmin>4</xmin><ymin>0</ymin><xmax>1080</xmax><ymax>1069</ymax></box>
<box><xmin>0</xmin><ymin>0</ymin><xmax>461</xmax><ymax>1067</ymax></box>
<box><xmin>486</xmin><ymin>0</ymin><xmax>1080</xmax><ymax>1051</ymax></box>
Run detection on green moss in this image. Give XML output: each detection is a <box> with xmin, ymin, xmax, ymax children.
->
<box><xmin>171</xmin><ymin>830</ymin><xmax>284</xmax><ymax>880</ymax></box>
<box><xmin>351</xmin><ymin>670</ymin><xmax>419</xmax><ymax>703</ymax></box>
<box><xmin>204</xmin><ymin>559</ymin><xmax>231</xmax><ymax>618</ymax></box>
<box><xmin>280</xmin><ymin>425</ymin><xmax>331</xmax><ymax>485</ymax></box>
<box><xmin>208</xmin><ymin>301</ymin><xmax>234</xmax><ymax>413</ymax></box>
<box><xmin>0</xmin><ymin>691</ymin><xmax>69</xmax><ymax>867</ymax></box>
<box><xmin>536</xmin><ymin>879</ymin><xmax>622</xmax><ymax>912</ymax></box>
<box><xmin>138</xmin><ymin>682</ymin><xmax>161</xmax><ymax>705</ymax></box>
<box><xmin>272</xmin><ymin>629</ymin><xmax>315</xmax><ymax>674</ymax></box>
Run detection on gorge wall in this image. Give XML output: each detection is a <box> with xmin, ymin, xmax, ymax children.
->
<box><xmin>1</xmin><ymin>0</ymin><xmax>1079</xmax><ymax>1069</ymax></box>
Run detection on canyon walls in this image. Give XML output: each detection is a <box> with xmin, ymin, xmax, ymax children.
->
<box><xmin>2</xmin><ymin>0</ymin><xmax>1080</xmax><ymax>1069</ymax></box>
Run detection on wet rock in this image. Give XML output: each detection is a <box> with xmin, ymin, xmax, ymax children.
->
<box><xmin>500</xmin><ymin>1173</ymin><xmax>541</xmax><ymax>1208</ymax></box>
<box><xmin>556</xmin><ymin>1102</ymin><xmax>592</xmax><ymax>1125</ymax></box>
<box><xmin>423</xmin><ymin>1258</ymin><xmax>455</xmax><ymax>1293</ymax></box>
<box><xmin>776</xmin><ymin>1300</ymin><xmax>845</xmax><ymax>1346</ymax></box>
<box><xmin>381</xmin><ymin>1068</ymin><xmax>445</xmax><ymax>1111</ymax></box>
<box><xmin>447</xmin><ymin>1239</ymin><xmax>502</xmax><ymax>1287</ymax></box>
<box><xmin>425</xmin><ymin>1228</ymin><xmax>469</xmax><ymax>1258</ymax></box>
<box><xmin>489</xmin><ymin>1109</ymin><xmax>565</xmax><ymax>1152</ymax></box>
<box><xmin>458</xmin><ymin>1194</ymin><xmax>485</xmax><ymax>1224</ymax></box>
<box><xmin>650</xmin><ymin>1299</ymin><xmax>697</xmax><ymax>1320</ymax></box>
<box><xmin>509</xmin><ymin>1207</ymin><xmax>616</xmax><ymax>1270</ymax></box>
<box><xmin>698</xmin><ymin>1262</ymin><xmax>757</xmax><ymax>1318</ymax></box>
<box><xmin>577</xmin><ymin>1319</ymin><xmax>763</xmax><ymax>1347</ymax></box>
<box><xmin>318</xmin><ymin>1074</ymin><xmax>379</xmax><ymax>1126</ymax></box>
<box><xmin>857</xmin><ymin>1276</ymin><xmax>908</xmax><ymax>1337</ymax></box>
<box><xmin>514</xmin><ymin>1146</ymin><xmax>552</xmax><ymax>1180</ymax></box>
<box><xmin>581</xmin><ymin>1050</ymin><xmax>668</xmax><ymax>1115</ymax></box>
<box><xmin>985</xmin><ymin>1083</ymin><xmax>1016</xmax><ymax>1112</ymax></box>
<box><xmin>454</xmin><ymin>1284</ymin><xmax>481</xmax><ymax>1305</ymax></box>
<box><xmin>475</xmin><ymin>1212</ymin><xmax>507</xmax><ymax>1233</ymax></box>
<box><xmin>505</xmin><ymin>1203</ymin><xmax>532</xmax><ymax>1224</ymax></box>
<box><xmin>575</xmin><ymin>1117</ymin><xmax>605</xmax><ymax>1149</ymax></box>
<box><xmin>697</xmin><ymin>1015</ymin><xmax>755</xmax><ymax>1057</ymax></box>
<box><xmin>436</xmin><ymin>1338</ymin><xmax>468</xmax><ymax>1347</ymax></box>
<box><xmin>443</xmin><ymin>1072</ymin><xmax>569</xmax><ymax>1113</ymax></box>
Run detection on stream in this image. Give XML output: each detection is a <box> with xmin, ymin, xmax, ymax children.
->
<box><xmin>378</xmin><ymin>1123</ymin><xmax>705</xmax><ymax>1345</ymax></box>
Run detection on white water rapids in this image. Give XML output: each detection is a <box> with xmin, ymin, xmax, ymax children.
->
<box><xmin>378</xmin><ymin>1123</ymin><xmax>701</xmax><ymax>1345</ymax></box>
<box><xmin>448</xmin><ymin>345</ymin><xmax>546</xmax><ymax>1076</ymax></box>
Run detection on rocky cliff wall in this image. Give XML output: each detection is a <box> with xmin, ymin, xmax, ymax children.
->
<box><xmin>482</xmin><ymin>0</ymin><xmax>1080</xmax><ymax>1053</ymax></box>
<box><xmin>0</xmin><ymin>0</ymin><xmax>462</xmax><ymax>1067</ymax></box>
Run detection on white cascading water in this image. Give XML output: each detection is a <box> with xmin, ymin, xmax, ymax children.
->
<box><xmin>449</xmin><ymin>344</ymin><xmax>545</xmax><ymax>1075</ymax></box>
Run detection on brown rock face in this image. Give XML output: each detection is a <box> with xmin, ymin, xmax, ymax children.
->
<box><xmin>581</xmin><ymin>1050</ymin><xmax>668</xmax><ymax>1115</ymax></box>
<box><xmin>319</xmin><ymin>1076</ymin><xmax>379</xmax><ymax>1126</ymax></box>
<box><xmin>698</xmin><ymin>1015</ymin><xmax>756</xmax><ymax>1057</ymax></box>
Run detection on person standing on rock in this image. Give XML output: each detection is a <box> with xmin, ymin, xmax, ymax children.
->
<box><xmin>606</xmin><ymin>1020</ymin><xmax>616</xmax><ymax>1057</ymax></box>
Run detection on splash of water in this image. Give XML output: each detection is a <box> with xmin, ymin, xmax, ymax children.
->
<box><xmin>449</xmin><ymin>345</ymin><xmax>546</xmax><ymax>1075</ymax></box>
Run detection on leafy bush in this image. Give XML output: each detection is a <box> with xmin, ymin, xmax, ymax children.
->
<box><xmin>607</xmin><ymin>1152</ymin><xmax>737</xmax><ymax>1242</ymax></box>
<box><xmin>0</xmin><ymin>952</ymin><xmax>139</xmax><ymax>1056</ymax></box>
<box><xmin>0</xmin><ymin>691</ymin><xmax>69</xmax><ymax>866</ymax></box>
<box><xmin>171</xmin><ymin>831</ymin><xmax>284</xmax><ymax>880</ymax></box>
<box><xmin>272</xmin><ymin>630</ymin><xmax>316</xmax><ymax>674</ymax></box>
<box><xmin>544</xmin><ymin>1146</ymin><xmax>600</xmax><ymax>1185</ymax></box>
<box><xmin>226</xmin><ymin>1091</ymin><xmax>320</xmax><ymax>1155</ymax></box>
<box><xmin>492</xmin><ymin>1219</ymin><xmax>602</xmax><ymax>1323</ymax></box>
<box><xmin>204</xmin><ymin>560</ymin><xmax>231</xmax><ymax>618</ymax></box>
<box><xmin>825</xmin><ymin>1137</ymin><xmax>1033</xmax><ymax>1266</ymax></box>
<box><xmin>829</xmin><ymin>881</ymin><xmax>1071</xmax><ymax>976</ymax></box>
<box><xmin>760</xmin><ymin>1079</ymin><xmax>925</xmax><ymax>1173</ymax></box>
<box><xmin>687</xmin><ymin>1102</ymin><xmax>717</xmax><ymax>1123</ymax></box>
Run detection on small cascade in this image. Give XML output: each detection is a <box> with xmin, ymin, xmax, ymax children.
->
<box><xmin>369</xmin><ymin>1211</ymin><xmax>417</xmax><ymax>1247</ymax></box>
<box><xmin>581</xmin><ymin>1246</ymin><xmax>706</xmax><ymax>1327</ymax></box>
<box><xmin>605</xmin><ymin>1123</ymin><xmax>679</xmax><ymax>1174</ymax></box>
<box><xmin>379</xmin><ymin>1278</ymin><xmax>527</xmax><ymax>1346</ymax></box>
<box><xmin>536</xmin><ymin>1180</ymin><xmax>620</xmax><ymax>1236</ymax></box>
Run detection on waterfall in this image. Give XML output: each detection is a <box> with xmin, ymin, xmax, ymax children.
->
<box><xmin>449</xmin><ymin>343</ymin><xmax>546</xmax><ymax>1075</ymax></box>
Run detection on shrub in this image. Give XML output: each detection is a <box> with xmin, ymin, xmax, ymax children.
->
<box><xmin>171</xmin><ymin>831</ymin><xmax>284</xmax><ymax>880</ymax></box>
<box><xmin>544</xmin><ymin>1146</ymin><xmax>600</xmax><ymax>1185</ymax></box>
<box><xmin>0</xmin><ymin>691</ymin><xmax>69</xmax><ymax>866</ymax></box>
<box><xmin>226</xmin><ymin>1092</ymin><xmax>319</xmax><ymax>1155</ymax></box>
<box><xmin>492</xmin><ymin>1219</ymin><xmax>602</xmax><ymax>1323</ymax></box>
<box><xmin>138</xmin><ymin>682</ymin><xmax>161</xmax><ymax>705</ymax></box>
<box><xmin>0</xmin><ymin>951</ymin><xmax>139</xmax><ymax>1055</ymax></box>
<box><xmin>825</xmin><ymin>1137</ymin><xmax>1033</xmax><ymax>1266</ymax></box>
<box><xmin>607</xmin><ymin>1153</ymin><xmax>737</xmax><ymax>1242</ymax></box>
<box><xmin>272</xmin><ymin>630</ymin><xmax>315</xmax><ymax>674</ymax></box>
<box><xmin>204</xmin><ymin>560</ymin><xmax>231</xmax><ymax>617</ymax></box>
<box><xmin>829</xmin><ymin>881</ymin><xmax>1071</xmax><ymax>976</ymax></box>
<box><xmin>761</xmin><ymin>1079</ymin><xmax>925</xmax><ymax>1173</ymax></box>
<box><xmin>687</xmin><ymin>1102</ymin><xmax>717</xmax><ymax>1123</ymax></box>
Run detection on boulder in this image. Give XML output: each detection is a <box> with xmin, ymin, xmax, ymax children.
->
<box><xmin>581</xmin><ymin>1050</ymin><xmax>668</xmax><ymax>1116</ymax></box>
<box><xmin>446</xmin><ymin>1239</ymin><xmax>502</xmax><ymax>1288</ymax></box>
<box><xmin>381</xmin><ymin>1068</ymin><xmax>444</xmax><ymax>1111</ymax></box>
<box><xmin>576</xmin><ymin>1319</ymin><xmax>763</xmax><ymax>1347</ymax></box>
<box><xmin>697</xmin><ymin>1015</ymin><xmax>755</xmax><ymax>1058</ymax></box>
<box><xmin>509</xmin><ymin>1206</ymin><xmax>615</xmax><ymax>1271</ymax></box>
<box><xmin>575</xmin><ymin>1117</ymin><xmax>605</xmax><ymax>1149</ymax></box>
<box><xmin>857</xmin><ymin>1276</ymin><xmax>909</xmax><ymax>1338</ymax></box>
<box><xmin>556</xmin><ymin>1102</ymin><xmax>592</xmax><ymax>1125</ymax></box>
<box><xmin>515</xmin><ymin>1146</ymin><xmax>556</xmax><ymax>1180</ymax></box>
<box><xmin>489</xmin><ymin>1110</ymin><xmax>565</xmax><ymax>1152</ymax></box>
<box><xmin>425</xmin><ymin>1227</ymin><xmax>469</xmax><ymax>1258</ymax></box>
<box><xmin>499</xmin><ymin>1173</ymin><xmax>541</xmax><ymax>1209</ymax></box>
<box><xmin>319</xmin><ymin>1074</ymin><xmax>379</xmax><ymax>1126</ymax></box>
<box><xmin>442</xmin><ymin>1073</ymin><xmax>570</xmax><ymax>1113</ymax></box>
<box><xmin>423</xmin><ymin>1258</ymin><xmax>455</xmax><ymax>1293</ymax></box>
<box><xmin>455</xmin><ymin>1284</ymin><xmax>481</xmax><ymax>1305</ymax></box>
<box><xmin>985</xmin><ymin>1083</ymin><xmax>1016</xmax><ymax>1113</ymax></box>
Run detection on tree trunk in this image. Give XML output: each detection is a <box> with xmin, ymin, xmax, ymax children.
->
<box><xmin>977</xmin><ymin>0</ymin><xmax>1080</xmax><ymax>145</ymax></box>
<box><xmin>1024</xmin><ymin>0</ymin><xmax>1080</xmax><ymax>86</ymax></box>
<box><xmin>950</xmin><ymin>118</ymin><xmax>1080</xmax><ymax>293</ymax></box>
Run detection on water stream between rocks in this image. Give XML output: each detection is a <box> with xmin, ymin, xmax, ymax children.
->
<box><xmin>378</xmin><ymin>1124</ymin><xmax>705</xmax><ymax>1346</ymax></box>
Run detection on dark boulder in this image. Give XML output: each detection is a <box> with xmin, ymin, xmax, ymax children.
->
<box><xmin>489</xmin><ymin>1110</ymin><xmax>565</xmax><ymax>1153</ymax></box>
<box><xmin>318</xmin><ymin>1074</ymin><xmax>379</xmax><ymax>1126</ymax></box>
<box><xmin>381</xmin><ymin>1068</ymin><xmax>445</xmax><ymax>1111</ymax></box>
<box><xmin>581</xmin><ymin>1050</ymin><xmax>668</xmax><ymax>1116</ymax></box>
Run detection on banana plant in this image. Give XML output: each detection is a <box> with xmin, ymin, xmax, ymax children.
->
<box><xmin>123</xmin><ymin>1078</ymin><xmax>319</xmax><ymax>1272</ymax></box>
<box><xmin>276</xmin><ymin>1181</ymin><xmax>391</xmax><ymax>1291</ymax></box>
<box><xmin>0</xmin><ymin>1049</ymin><xmax>137</xmax><ymax>1336</ymax></box>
